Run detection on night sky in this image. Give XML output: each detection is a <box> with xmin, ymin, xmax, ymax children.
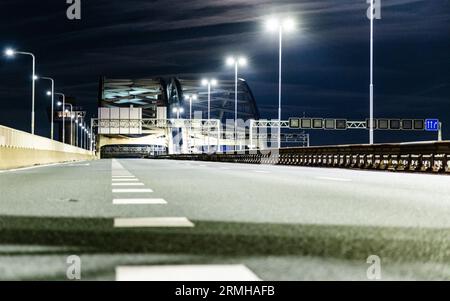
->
<box><xmin>0</xmin><ymin>0</ymin><xmax>449</xmax><ymax>145</ymax></box>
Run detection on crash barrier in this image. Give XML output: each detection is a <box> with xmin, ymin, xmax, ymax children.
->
<box><xmin>0</xmin><ymin>125</ymin><xmax>95</xmax><ymax>170</ymax></box>
<box><xmin>157</xmin><ymin>141</ymin><xmax>450</xmax><ymax>174</ymax></box>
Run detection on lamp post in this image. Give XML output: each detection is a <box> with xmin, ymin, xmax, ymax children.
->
<box><xmin>58</xmin><ymin>101</ymin><xmax>74</xmax><ymax>145</ymax></box>
<box><xmin>265</xmin><ymin>17</ymin><xmax>296</xmax><ymax>149</ymax></box>
<box><xmin>226</xmin><ymin>56</ymin><xmax>247</xmax><ymax>151</ymax></box>
<box><xmin>4</xmin><ymin>48</ymin><xmax>37</xmax><ymax>134</ymax></box>
<box><xmin>75</xmin><ymin>117</ymin><xmax>79</xmax><ymax>147</ymax></box>
<box><xmin>84</xmin><ymin>126</ymin><xmax>89</xmax><ymax>150</ymax></box>
<box><xmin>202</xmin><ymin>79</ymin><xmax>218</xmax><ymax>153</ymax></box>
<box><xmin>184</xmin><ymin>94</ymin><xmax>198</xmax><ymax>121</ymax></box>
<box><xmin>43</xmin><ymin>77</ymin><xmax>55</xmax><ymax>140</ymax></box>
<box><xmin>201</xmin><ymin>79</ymin><xmax>218</xmax><ymax>122</ymax></box>
<box><xmin>184</xmin><ymin>94</ymin><xmax>198</xmax><ymax>153</ymax></box>
<box><xmin>369</xmin><ymin>0</ymin><xmax>375</xmax><ymax>145</ymax></box>
<box><xmin>80</xmin><ymin>120</ymin><xmax>86</xmax><ymax>149</ymax></box>
<box><xmin>55</xmin><ymin>93</ymin><xmax>66</xmax><ymax>143</ymax></box>
<box><xmin>78</xmin><ymin>120</ymin><xmax>84</xmax><ymax>149</ymax></box>
<box><xmin>172</xmin><ymin>107</ymin><xmax>184</xmax><ymax>119</ymax></box>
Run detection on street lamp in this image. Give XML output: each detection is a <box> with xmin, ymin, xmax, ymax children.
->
<box><xmin>78</xmin><ymin>120</ymin><xmax>84</xmax><ymax>148</ymax></box>
<box><xmin>201</xmin><ymin>79</ymin><xmax>217</xmax><ymax>122</ymax></box>
<box><xmin>265</xmin><ymin>17</ymin><xmax>296</xmax><ymax>149</ymax></box>
<box><xmin>4</xmin><ymin>48</ymin><xmax>37</xmax><ymax>135</ymax></box>
<box><xmin>226</xmin><ymin>56</ymin><xmax>247</xmax><ymax>151</ymax></box>
<box><xmin>55</xmin><ymin>93</ymin><xmax>66</xmax><ymax>143</ymax></box>
<box><xmin>172</xmin><ymin>107</ymin><xmax>184</xmax><ymax>119</ymax></box>
<box><xmin>369</xmin><ymin>0</ymin><xmax>375</xmax><ymax>145</ymax></box>
<box><xmin>42</xmin><ymin>77</ymin><xmax>55</xmax><ymax>140</ymax></box>
<box><xmin>58</xmin><ymin>101</ymin><xmax>74</xmax><ymax>145</ymax></box>
<box><xmin>184</xmin><ymin>94</ymin><xmax>198</xmax><ymax>121</ymax></box>
<box><xmin>202</xmin><ymin>79</ymin><xmax>218</xmax><ymax>153</ymax></box>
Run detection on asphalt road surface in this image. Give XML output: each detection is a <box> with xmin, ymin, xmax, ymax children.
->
<box><xmin>0</xmin><ymin>159</ymin><xmax>449</xmax><ymax>280</ymax></box>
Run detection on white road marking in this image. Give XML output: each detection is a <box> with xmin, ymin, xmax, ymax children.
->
<box><xmin>113</xmin><ymin>198</ymin><xmax>167</xmax><ymax>205</ymax></box>
<box><xmin>115</xmin><ymin>264</ymin><xmax>261</xmax><ymax>281</ymax></box>
<box><xmin>316</xmin><ymin>176</ymin><xmax>352</xmax><ymax>182</ymax></box>
<box><xmin>254</xmin><ymin>170</ymin><xmax>269</xmax><ymax>174</ymax></box>
<box><xmin>112</xmin><ymin>188</ymin><xmax>153</xmax><ymax>193</ymax></box>
<box><xmin>111</xmin><ymin>182</ymin><xmax>145</xmax><ymax>186</ymax></box>
<box><xmin>112</xmin><ymin>175</ymin><xmax>136</xmax><ymax>178</ymax></box>
<box><xmin>114</xmin><ymin>217</ymin><xmax>194</xmax><ymax>228</ymax></box>
<box><xmin>67</xmin><ymin>163</ymin><xmax>90</xmax><ymax>167</ymax></box>
<box><xmin>199</xmin><ymin>164</ymin><xmax>206</xmax><ymax>167</ymax></box>
<box><xmin>0</xmin><ymin>161</ymin><xmax>88</xmax><ymax>173</ymax></box>
<box><xmin>112</xmin><ymin>178</ymin><xmax>139</xmax><ymax>182</ymax></box>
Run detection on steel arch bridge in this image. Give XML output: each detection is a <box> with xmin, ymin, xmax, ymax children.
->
<box><xmin>97</xmin><ymin>76</ymin><xmax>261</xmax><ymax>157</ymax></box>
<box><xmin>99</xmin><ymin>76</ymin><xmax>260</xmax><ymax>123</ymax></box>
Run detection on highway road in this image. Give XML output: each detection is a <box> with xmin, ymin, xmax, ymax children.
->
<box><xmin>0</xmin><ymin>159</ymin><xmax>449</xmax><ymax>280</ymax></box>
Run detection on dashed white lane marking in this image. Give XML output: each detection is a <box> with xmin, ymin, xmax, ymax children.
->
<box><xmin>112</xmin><ymin>178</ymin><xmax>139</xmax><ymax>182</ymax></box>
<box><xmin>220</xmin><ymin>167</ymin><xmax>230</xmax><ymax>170</ymax></box>
<box><xmin>112</xmin><ymin>175</ymin><xmax>136</xmax><ymax>178</ymax></box>
<box><xmin>316</xmin><ymin>176</ymin><xmax>352</xmax><ymax>182</ymax></box>
<box><xmin>113</xmin><ymin>199</ymin><xmax>167</xmax><ymax>205</ymax></box>
<box><xmin>111</xmin><ymin>182</ymin><xmax>145</xmax><ymax>186</ymax></box>
<box><xmin>112</xmin><ymin>188</ymin><xmax>153</xmax><ymax>193</ymax></box>
<box><xmin>254</xmin><ymin>170</ymin><xmax>269</xmax><ymax>174</ymax></box>
<box><xmin>115</xmin><ymin>264</ymin><xmax>261</xmax><ymax>281</ymax></box>
<box><xmin>199</xmin><ymin>164</ymin><xmax>206</xmax><ymax>167</ymax></box>
<box><xmin>114</xmin><ymin>217</ymin><xmax>194</xmax><ymax>228</ymax></box>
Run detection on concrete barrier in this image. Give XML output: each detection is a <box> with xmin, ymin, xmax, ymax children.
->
<box><xmin>0</xmin><ymin>125</ymin><xmax>96</xmax><ymax>170</ymax></box>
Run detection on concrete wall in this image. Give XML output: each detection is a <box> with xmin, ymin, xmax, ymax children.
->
<box><xmin>0</xmin><ymin>125</ymin><xmax>95</xmax><ymax>170</ymax></box>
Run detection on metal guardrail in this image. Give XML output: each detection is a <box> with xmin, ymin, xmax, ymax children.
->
<box><xmin>157</xmin><ymin>141</ymin><xmax>450</xmax><ymax>174</ymax></box>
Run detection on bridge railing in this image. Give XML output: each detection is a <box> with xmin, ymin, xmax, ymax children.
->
<box><xmin>0</xmin><ymin>125</ymin><xmax>91</xmax><ymax>154</ymax></box>
<box><xmin>156</xmin><ymin>141</ymin><xmax>450</xmax><ymax>174</ymax></box>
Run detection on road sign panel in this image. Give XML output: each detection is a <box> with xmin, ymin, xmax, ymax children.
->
<box><xmin>289</xmin><ymin>118</ymin><xmax>300</xmax><ymax>129</ymax></box>
<box><xmin>402</xmin><ymin>119</ymin><xmax>413</xmax><ymax>130</ymax></box>
<box><xmin>390</xmin><ymin>119</ymin><xmax>401</xmax><ymax>130</ymax></box>
<box><xmin>413</xmin><ymin>119</ymin><xmax>425</xmax><ymax>130</ymax></box>
<box><xmin>336</xmin><ymin>119</ymin><xmax>347</xmax><ymax>130</ymax></box>
<box><xmin>378</xmin><ymin>119</ymin><xmax>389</xmax><ymax>130</ymax></box>
<box><xmin>313</xmin><ymin>119</ymin><xmax>323</xmax><ymax>129</ymax></box>
<box><xmin>425</xmin><ymin>119</ymin><xmax>439</xmax><ymax>131</ymax></box>
<box><xmin>301</xmin><ymin>118</ymin><xmax>312</xmax><ymax>129</ymax></box>
<box><xmin>366</xmin><ymin>118</ymin><xmax>377</xmax><ymax>129</ymax></box>
<box><xmin>324</xmin><ymin>119</ymin><xmax>336</xmax><ymax>130</ymax></box>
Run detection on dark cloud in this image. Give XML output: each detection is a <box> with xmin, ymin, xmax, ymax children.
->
<box><xmin>0</xmin><ymin>0</ymin><xmax>449</xmax><ymax>144</ymax></box>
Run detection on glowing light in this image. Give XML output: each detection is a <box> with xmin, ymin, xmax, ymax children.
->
<box><xmin>226</xmin><ymin>57</ymin><xmax>235</xmax><ymax>66</ymax></box>
<box><xmin>4</xmin><ymin>48</ymin><xmax>15</xmax><ymax>57</ymax></box>
<box><xmin>238</xmin><ymin>57</ymin><xmax>247</xmax><ymax>66</ymax></box>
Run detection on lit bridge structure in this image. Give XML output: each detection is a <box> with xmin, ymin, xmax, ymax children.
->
<box><xmin>94</xmin><ymin>77</ymin><xmax>284</xmax><ymax>158</ymax></box>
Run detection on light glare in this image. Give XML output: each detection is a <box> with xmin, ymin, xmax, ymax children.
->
<box><xmin>4</xmin><ymin>48</ymin><xmax>15</xmax><ymax>57</ymax></box>
<box><xmin>283</xmin><ymin>18</ymin><xmax>296</xmax><ymax>31</ymax></box>
<box><xmin>266</xmin><ymin>18</ymin><xmax>280</xmax><ymax>31</ymax></box>
<box><xmin>226</xmin><ymin>57</ymin><xmax>235</xmax><ymax>66</ymax></box>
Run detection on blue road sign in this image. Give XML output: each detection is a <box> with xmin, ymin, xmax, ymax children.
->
<box><xmin>425</xmin><ymin>119</ymin><xmax>439</xmax><ymax>131</ymax></box>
